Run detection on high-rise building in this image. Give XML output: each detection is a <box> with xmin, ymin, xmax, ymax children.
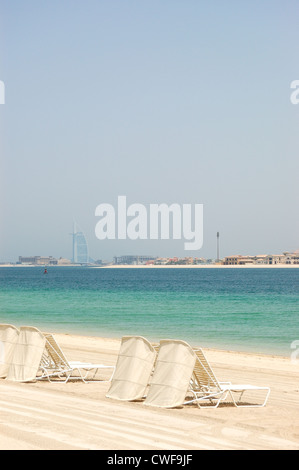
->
<box><xmin>72</xmin><ymin>223</ymin><xmax>89</xmax><ymax>264</ymax></box>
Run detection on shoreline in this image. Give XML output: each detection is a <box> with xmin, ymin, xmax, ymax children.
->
<box><xmin>93</xmin><ymin>264</ymin><xmax>299</xmax><ymax>269</ymax></box>
<box><xmin>53</xmin><ymin>331</ymin><xmax>290</xmax><ymax>360</ymax></box>
<box><xmin>0</xmin><ymin>331</ymin><xmax>298</xmax><ymax>450</ymax></box>
<box><xmin>1</xmin><ymin>264</ymin><xmax>299</xmax><ymax>268</ymax></box>
<box><xmin>49</xmin><ymin>329</ymin><xmax>290</xmax><ymax>359</ymax></box>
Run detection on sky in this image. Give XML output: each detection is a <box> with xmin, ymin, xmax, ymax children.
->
<box><xmin>0</xmin><ymin>0</ymin><xmax>299</xmax><ymax>262</ymax></box>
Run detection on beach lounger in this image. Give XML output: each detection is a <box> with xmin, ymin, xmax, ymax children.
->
<box><xmin>106</xmin><ymin>335</ymin><xmax>157</xmax><ymax>401</ymax></box>
<box><xmin>0</xmin><ymin>324</ymin><xmax>20</xmax><ymax>378</ymax></box>
<box><xmin>40</xmin><ymin>333</ymin><xmax>115</xmax><ymax>383</ymax></box>
<box><xmin>185</xmin><ymin>348</ymin><xmax>271</xmax><ymax>408</ymax></box>
<box><xmin>143</xmin><ymin>339</ymin><xmax>197</xmax><ymax>408</ymax></box>
<box><xmin>6</xmin><ymin>326</ymin><xmax>46</xmax><ymax>382</ymax></box>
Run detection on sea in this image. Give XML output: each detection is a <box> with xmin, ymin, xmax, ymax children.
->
<box><xmin>0</xmin><ymin>266</ymin><xmax>298</xmax><ymax>357</ymax></box>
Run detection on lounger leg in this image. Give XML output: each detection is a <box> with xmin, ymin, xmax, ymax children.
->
<box><xmin>227</xmin><ymin>388</ymin><xmax>271</xmax><ymax>408</ymax></box>
<box><xmin>185</xmin><ymin>390</ymin><xmax>225</xmax><ymax>408</ymax></box>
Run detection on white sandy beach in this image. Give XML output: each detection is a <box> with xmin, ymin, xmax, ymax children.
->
<box><xmin>0</xmin><ymin>333</ymin><xmax>299</xmax><ymax>450</ymax></box>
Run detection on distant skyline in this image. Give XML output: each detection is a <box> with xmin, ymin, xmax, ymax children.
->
<box><xmin>0</xmin><ymin>1</ymin><xmax>299</xmax><ymax>262</ymax></box>
<box><xmin>8</xmin><ymin>229</ymin><xmax>299</xmax><ymax>264</ymax></box>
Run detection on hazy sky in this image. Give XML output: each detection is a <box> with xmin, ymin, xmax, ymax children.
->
<box><xmin>0</xmin><ymin>0</ymin><xmax>299</xmax><ymax>262</ymax></box>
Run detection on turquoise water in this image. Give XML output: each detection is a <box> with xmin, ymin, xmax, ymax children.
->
<box><xmin>0</xmin><ymin>266</ymin><xmax>298</xmax><ymax>356</ymax></box>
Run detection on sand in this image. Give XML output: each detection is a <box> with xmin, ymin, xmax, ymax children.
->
<box><xmin>0</xmin><ymin>333</ymin><xmax>299</xmax><ymax>450</ymax></box>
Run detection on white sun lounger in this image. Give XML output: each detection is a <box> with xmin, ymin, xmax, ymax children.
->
<box><xmin>6</xmin><ymin>326</ymin><xmax>46</xmax><ymax>382</ymax></box>
<box><xmin>185</xmin><ymin>347</ymin><xmax>271</xmax><ymax>408</ymax></box>
<box><xmin>0</xmin><ymin>324</ymin><xmax>20</xmax><ymax>378</ymax></box>
<box><xmin>106</xmin><ymin>335</ymin><xmax>157</xmax><ymax>401</ymax></box>
<box><xmin>143</xmin><ymin>339</ymin><xmax>270</xmax><ymax>409</ymax></box>
<box><xmin>40</xmin><ymin>333</ymin><xmax>115</xmax><ymax>383</ymax></box>
<box><xmin>143</xmin><ymin>339</ymin><xmax>197</xmax><ymax>408</ymax></box>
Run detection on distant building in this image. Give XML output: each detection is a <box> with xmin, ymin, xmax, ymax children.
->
<box><xmin>72</xmin><ymin>223</ymin><xmax>89</xmax><ymax>264</ymax></box>
<box><xmin>253</xmin><ymin>255</ymin><xmax>269</xmax><ymax>264</ymax></box>
<box><xmin>223</xmin><ymin>251</ymin><xmax>299</xmax><ymax>265</ymax></box>
<box><xmin>166</xmin><ymin>257</ymin><xmax>194</xmax><ymax>265</ymax></box>
<box><xmin>18</xmin><ymin>256</ymin><xmax>58</xmax><ymax>265</ymax></box>
<box><xmin>254</xmin><ymin>254</ymin><xmax>292</xmax><ymax>265</ymax></box>
<box><xmin>193</xmin><ymin>258</ymin><xmax>207</xmax><ymax>265</ymax></box>
<box><xmin>283</xmin><ymin>251</ymin><xmax>299</xmax><ymax>264</ymax></box>
<box><xmin>113</xmin><ymin>255</ymin><xmax>156</xmax><ymax>265</ymax></box>
<box><xmin>154</xmin><ymin>258</ymin><xmax>169</xmax><ymax>265</ymax></box>
<box><xmin>223</xmin><ymin>255</ymin><xmax>254</xmax><ymax>265</ymax></box>
<box><xmin>57</xmin><ymin>257</ymin><xmax>71</xmax><ymax>265</ymax></box>
<box><xmin>265</xmin><ymin>255</ymin><xmax>285</xmax><ymax>265</ymax></box>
